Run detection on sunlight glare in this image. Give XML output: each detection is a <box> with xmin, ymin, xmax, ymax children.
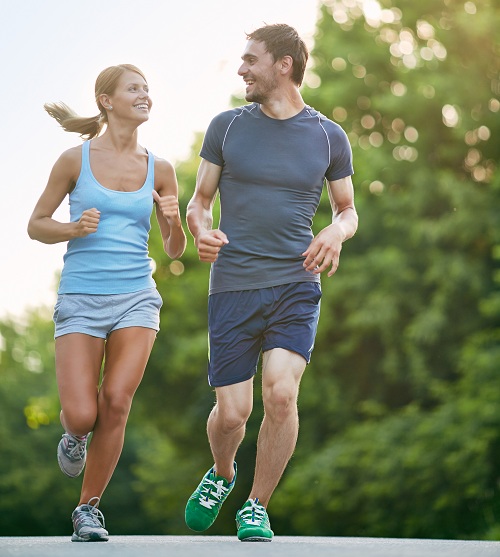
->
<box><xmin>442</xmin><ymin>105</ymin><xmax>460</xmax><ymax>127</ymax></box>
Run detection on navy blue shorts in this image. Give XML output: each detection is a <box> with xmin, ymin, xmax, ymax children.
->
<box><xmin>207</xmin><ymin>282</ymin><xmax>322</xmax><ymax>387</ymax></box>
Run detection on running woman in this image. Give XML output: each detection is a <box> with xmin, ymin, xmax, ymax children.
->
<box><xmin>28</xmin><ymin>64</ymin><xmax>186</xmax><ymax>541</ymax></box>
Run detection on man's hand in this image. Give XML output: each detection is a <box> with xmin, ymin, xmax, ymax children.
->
<box><xmin>302</xmin><ymin>223</ymin><xmax>345</xmax><ymax>277</ymax></box>
<box><xmin>195</xmin><ymin>229</ymin><xmax>229</xmax><ymax>263</ymax></box>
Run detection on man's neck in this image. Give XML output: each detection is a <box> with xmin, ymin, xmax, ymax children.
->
<box><xmin>259</xmin><ymin>90</ymin><xmax>305</xmax><ymax>120</ymax></box>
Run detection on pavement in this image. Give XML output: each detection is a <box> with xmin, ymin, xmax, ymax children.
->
<box><xmin>1</xmin><ymin>536</ymin><xmax>500</xmax><ymax>557</ymax></box>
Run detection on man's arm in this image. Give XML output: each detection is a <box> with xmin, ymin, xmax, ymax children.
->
<box><xmin>186</xmin><ymin>159</ymin><xmax>227</xmax><ymax>263</ymax></box>
<box><xmin>302</xmin><ymin>175</ymin><xmax>358</xmax><ymax>277</ymax></box>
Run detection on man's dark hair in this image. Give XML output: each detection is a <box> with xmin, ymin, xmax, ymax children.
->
<box><xmin>246</xmin><ymin>24</ymin><xmax>309</xmax><ymax>86</ymax></box>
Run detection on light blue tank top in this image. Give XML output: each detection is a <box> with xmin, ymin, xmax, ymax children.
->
<box><xmin>58</xmin><ymin>141</ymin><xmax>156</xmax><ymax>294</ymax></box>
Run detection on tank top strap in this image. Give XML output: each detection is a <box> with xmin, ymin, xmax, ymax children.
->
<box><xmin>146</xmin><ymin>149</ymin><xmax>155</xmax><ymax>191</ymax></box>
<box><xmin>81</xmin><ymin>140</ymin><xmax>91</xmax><ymax>172</ymax></box>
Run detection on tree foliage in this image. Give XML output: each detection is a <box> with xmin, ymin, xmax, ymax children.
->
<box><xmin>1</xmin><ymin>0</ymin><xmax>499</xmax><ymax>539</ymax></box>
<box><xmin>271</xmin><ymin>0</ymin><xmax>500</xmax><ymax>539</ymax></box>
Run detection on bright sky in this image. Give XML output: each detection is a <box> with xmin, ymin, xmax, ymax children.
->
<box><xmin>1</xmin><ymin>0</ymin><xmax>320</xmax><ymax>320</ymax></box>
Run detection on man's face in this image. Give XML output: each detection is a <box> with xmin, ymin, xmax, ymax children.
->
<box><xmin>238</xmin><ymin>40</ymin><xmax>280</xmax><ymax>104</ymax></box>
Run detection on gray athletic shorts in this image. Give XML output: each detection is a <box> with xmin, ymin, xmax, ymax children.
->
<box><xmin>53</xmin><ymin>288</ymin><xmax>163</xmax><ymax>339</ymax></box>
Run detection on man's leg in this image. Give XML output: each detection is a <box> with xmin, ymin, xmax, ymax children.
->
<box><xmin>185</xmin><ymin>379</ymin><xmax>254</xmax><ymax>532</ymax></box>
<box><xmin>249</xmin><ymin>347</ymin><xmax>306</xmax><ymax>506</ymax></box>
<box><xmin>208</xmin><ymin>378</ymin><xmax>254</xmax><ymax>481</ymax></box>
<box><xmin>235</xmin><ymin>348</ymin><xmax>305</xmax><ymax>542</ymax></box>
<box><xmin>186</xmin><ymin>288</ymin><xmax>262</xmax><ymax>532</ymax></box>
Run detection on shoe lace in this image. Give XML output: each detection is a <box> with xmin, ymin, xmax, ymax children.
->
<box><xmin>64</xmin><ymin>434</ymin><xmax>87</xmax><ymax>460</ymax></box>
<box><xmin>198</xmin><ymin>477</ymin><xmax>229</xmax><ymax>508</ymax></box>
<box><xmin>239</xmin><ymin>498</ymin><xmax>267</xmax><ymax>525</ymax></box>
<box><xmin>74</xmin><ymin>497</ymin><xmax>106</xmax><ymax>530</ymax></box>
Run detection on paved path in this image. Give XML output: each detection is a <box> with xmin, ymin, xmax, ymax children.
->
<box><xmin>1</xmin><ymin>536</ymin><xmax>500</xmax><ymax>557</ymax></box>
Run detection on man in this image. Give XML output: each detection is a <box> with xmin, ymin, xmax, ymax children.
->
<box><xmin>185</xmin><ymin>23</ymin><xmax>358</xmax><ymax>542</ymax></box>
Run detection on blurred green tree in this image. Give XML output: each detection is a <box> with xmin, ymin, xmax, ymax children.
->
<box><xmin>270</xmin><ymin>0</ymin><xmax>500</xmax><ymax>539</ymax></box>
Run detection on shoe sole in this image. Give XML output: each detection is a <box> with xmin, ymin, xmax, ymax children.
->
<box><xmin>71</xmin><ymin>534</ymin><xmax>109</xmax><ymax>542</ymax></box>
<box><xmin>240</xmin><ymin>536</ymin><xmax>272</xmax><ymax>542</ymax></box>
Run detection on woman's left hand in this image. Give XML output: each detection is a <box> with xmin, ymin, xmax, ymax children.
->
<box><xmin>153</xmin><ymin>190</ymin><xmax>181</xmax><ymax>226</ymax></box>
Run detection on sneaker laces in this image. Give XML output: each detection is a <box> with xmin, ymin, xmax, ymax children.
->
<box><xmin>239</xmin><ymin>498</ymin><xmax>267</xmax><ymax>525</ymax></box>
<box><xmin>198</xmin><ymin>475</ymin><xmax>229</xmax><ymax>508</ymax></box>
<box><xmin>74</xmin><ymin>497</ymin><xmax>106</xmax><ymax>530</ymax></box>
<box><xmin>64</xmin><ymin>434</ymin><xmax>87</xmax><ymax>460</ymax></box>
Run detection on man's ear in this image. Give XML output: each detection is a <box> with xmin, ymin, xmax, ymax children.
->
<box><xmin>279</xmin><ymin>55</ymin><xmax>293</xmax><ymax>76</ymax></box>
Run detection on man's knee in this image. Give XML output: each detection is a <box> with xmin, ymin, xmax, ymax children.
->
<box><xmin>263</xmin><ymin>381</ymin><xmax>299</xmax><ymax>422</ymax></box>
<box><xmin>212</xmin><ymin>399</ymin><xmax>252</xmax><ymax>434</ymax></box>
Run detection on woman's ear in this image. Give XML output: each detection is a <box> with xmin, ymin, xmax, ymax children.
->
<box><xmin>98</xmin><ymin>94</ymin><xmax>112</xmax><ymax>111</ymax></box>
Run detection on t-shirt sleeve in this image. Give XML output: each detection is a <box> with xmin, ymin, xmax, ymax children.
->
<box><xmin>199</xmin><ymin>112</ymin><xmax>233</xmax><ymax>167</ymax></box>
<box><xmin>325</xmin><ymin>123</ymin><xmax>354</xmax><ymax>182</ymax></box>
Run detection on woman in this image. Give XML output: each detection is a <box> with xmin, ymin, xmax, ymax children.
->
<box><xmin>27</xmin><ymin>64</ymin><xmax>186</xmax><ymax>542</ymax></box>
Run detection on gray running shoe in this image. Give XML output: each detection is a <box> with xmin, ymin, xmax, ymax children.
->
<box><xmin>57</xmin><ymin>433</ymin><xmax>88</xmax><ymax>478</ymax></box>
<box><xmin>71</xmin><ymin>497</ymin><xmax>109</xmax><ymax>542</ymax></box>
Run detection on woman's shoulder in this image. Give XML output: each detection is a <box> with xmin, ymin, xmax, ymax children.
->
<box><xmin>57</xmin><ymin>144</ymin><xmax>83</xmax><ymax>165</ymax></box>
<box><xmin>51</xmin><ymin>144</ymin><xmax>83</xmax><ymax>180</ymax></box>
<box><xmin>152</xmin><ymin>153</ymin><xmax>175</xmax><ymax>174</ymax></box>
<box><xmin>152</xmin><ymin>154</ymin><xmax>177</xmax><ymax>192</ymax></box>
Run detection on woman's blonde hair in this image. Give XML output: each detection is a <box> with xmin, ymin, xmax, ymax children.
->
<box><xmin>44</xmin><ymin>64</ymin><xmax>147</xmax><ymax>140</ymax></box>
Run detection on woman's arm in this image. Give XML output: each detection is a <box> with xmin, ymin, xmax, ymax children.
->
<box><xmin>153</xmin><ymin>157</ymin><xmax>186</xmax><ymax>260</ymax></box>
<box><xmin>27</xmin><ymin>147</ymin><xmax>100</xmax><ymax>244</ymax></box>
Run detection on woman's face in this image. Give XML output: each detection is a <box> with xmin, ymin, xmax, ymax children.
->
<box><xmin>106</xmin><ymin>70</ymin><xmax>152</xmax><ymax>123</ymax></box>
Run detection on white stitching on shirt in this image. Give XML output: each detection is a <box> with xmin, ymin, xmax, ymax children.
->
<box><xmin>221</xmin><ymin>104</ymin><xmax>257</xmax><ymax>152</ymax></box>
<box><xmin>306</xmin><ymin>107</ymin><xmax>331</xmax><ymax>167</ymax></box>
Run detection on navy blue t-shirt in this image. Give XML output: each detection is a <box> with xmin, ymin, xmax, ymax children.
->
<box><xmin>200</xmin><ymin>103</ymin><xmax>353</xmax><ymax>294</ymax></box>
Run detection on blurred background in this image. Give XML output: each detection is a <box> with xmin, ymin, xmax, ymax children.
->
<box><xmin>1</xmin><ymin>0</ymin><xmax>499</xmax><ymax>540</ymax></box>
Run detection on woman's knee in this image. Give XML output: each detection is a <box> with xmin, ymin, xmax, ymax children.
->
<box><xmin>98</xmin><ymin>388</ymin><xmax>134</xmax><ymax>423</ymax></box>
<box><xmin>62</xmin><ymin>407</ymin><xmax>97</xmax><ymax>436</ymax></box>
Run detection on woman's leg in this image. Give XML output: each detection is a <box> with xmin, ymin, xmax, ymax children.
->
<box><xmin>55</xmin><ymin>333</ymin><xmax>105</xmax><ymax>437</ymax></box>
<box><xmin>78</xmin><ymin>326</ymin><xmax>156</xmax><ymax>504</ymax></box>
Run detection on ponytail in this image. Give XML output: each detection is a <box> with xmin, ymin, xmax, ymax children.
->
<box><xmin>44</xmin><ymin>102</ymin><xmax>105</xmax><ymax>140</ymax></box>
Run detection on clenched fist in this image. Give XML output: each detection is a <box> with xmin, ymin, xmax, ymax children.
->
<box><xmin>76</xmin><ymin>208</ymin><xmax>100</xmax><ymax>237</ymax></box>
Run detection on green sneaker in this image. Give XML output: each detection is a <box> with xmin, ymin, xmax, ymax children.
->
<box><xmin>185</xmin><ymin>463</ymin><xmax>237</xmax><ymax>532</ymax></box>
<box><xmin>236</xmin><ymin>498</ymin><xmax>274</xmax><ymax>542</ymax></box>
